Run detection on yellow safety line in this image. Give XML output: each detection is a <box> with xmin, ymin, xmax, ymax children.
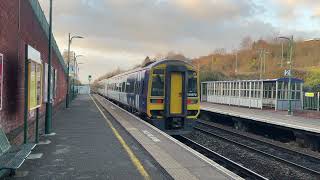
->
<box><xmin>90</xmin><ymin>95</ymin><xmax>151</xmax><ymax>180</ymax></box>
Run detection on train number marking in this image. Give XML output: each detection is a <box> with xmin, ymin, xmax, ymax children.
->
<box><xmin>142</xmin><ymin>130</ymin><xmax>160</xmax><ymax>142</ymax></box>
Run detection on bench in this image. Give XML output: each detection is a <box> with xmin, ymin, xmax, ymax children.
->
<box><xmin>0</xmin><ymin>127</ymin><xmax>36</xmax><ymax>175</ymax></box>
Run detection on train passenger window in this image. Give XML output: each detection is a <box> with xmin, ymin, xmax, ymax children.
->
<box><xmin>187</xmin><ymin>71</ymin><xmax>198</xmax><ymax>97</ymax></box>
<box><xmin>122</xmin><ymin>82</ymin><xmax>126</xmax><ymax>92</ymax></box>
<box><xmin>151</xmin><ymin>73</ymin><xmax>164</xmax><ymax>96</ymax></box>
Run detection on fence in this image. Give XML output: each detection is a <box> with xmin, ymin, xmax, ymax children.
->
<box><xmin>303</xmin><ymin>92</ymin><xmax>320</xmax><ymax>111</ymax></box>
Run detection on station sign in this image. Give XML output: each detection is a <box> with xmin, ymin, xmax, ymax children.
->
<box><xmin>0</xmin><ymin>53</ymin><xmax>3</xmax><ymax>110</ymax></box>
<box><xmin>305</xmin><ymin>92</ymin><xmax>315</xmax><ymax>97</ymax></box>
<box><xmin>28</xmin><ymin>45</ymin><xmax>42</xmax><ymax>110</ymax></box>
<box><xmin>284</xmin><ymin>69</ymin><xmax>291</xmax><ymax>76</ymax></box>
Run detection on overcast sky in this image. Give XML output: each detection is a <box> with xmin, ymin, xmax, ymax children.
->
<box><xmin>38</xmin><ymin>0</ymin><xmax>320</xmax><ymax>83</ymax></box>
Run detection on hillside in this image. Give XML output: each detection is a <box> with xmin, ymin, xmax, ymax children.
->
<box><xmin>192</xmin><ymin>39</ymin><xmax>320</xmax><ymax>91</ymax></box>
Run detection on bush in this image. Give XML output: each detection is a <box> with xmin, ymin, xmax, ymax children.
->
<box><xmin>200</xmin><ymin>70</ymin><xmax>229</xmax><ymax>82</ymax></box>
<box><xmin>305</xmin><ymin>68</ymin><xmax>320</xmax><ymax>91</ymax></box>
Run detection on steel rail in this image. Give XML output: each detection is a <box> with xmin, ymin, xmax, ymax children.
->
<box><xmin>197</xmin><ymin>119</ymin><xmax>320</xmax><ymax>163</ymax></box>
<box><xmin>175</xmin><ymin>135</ymin><xmax>268</xmax><ymax>180</ymax></box>
<box><xmin>194</xmin><ymin>125</ymin><xmax>320</xmax><ymax>176</ymax></box>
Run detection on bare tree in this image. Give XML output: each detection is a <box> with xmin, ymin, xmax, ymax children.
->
<box><xmin>240</xmin><ymin>36</ymin><xmax>253</xmax><ymax>50</ymax></box>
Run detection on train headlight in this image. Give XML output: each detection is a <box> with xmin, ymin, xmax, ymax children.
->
<box><xmin>187</xmin><ymin>99</ymin><xmax>198</xmax><ymax>104</ymax></box>
<box><xmin>150</xmin><ymin>99</ymin><xmax>164</xmax><ymax>104</ymax></box>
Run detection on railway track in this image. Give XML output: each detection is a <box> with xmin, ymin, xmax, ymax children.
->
<box><xmin>175</xmin><ymin>135</ymin><xmax>267</xmax><ymax>180</ymax></box>
<box><xmin>195</xmin><ymin>120</ymin><xmax>320</xmax><ymax>178</ymax></box>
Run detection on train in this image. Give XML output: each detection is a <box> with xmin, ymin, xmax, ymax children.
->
<box><xmin>97</xmin><ymin>59</ymin><xmax>200</xmax><ymax>134</ymax></box>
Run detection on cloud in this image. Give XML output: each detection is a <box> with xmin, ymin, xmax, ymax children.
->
<box><xmin>268</xmin><ymin>0</ymin><xmax>320</xmax><ymax>21</ymax></box>
<box><xmin>37</xmin><ymin>0</ymin><xmax>317</xmax><ymax>82</ymax></box>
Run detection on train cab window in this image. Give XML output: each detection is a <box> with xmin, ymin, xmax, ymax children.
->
<box><xmin>187</xmin><ymin>71</ymin><xmax>198</xmax><ymax>97</ymax></box>
<box><xmin>151</xmin><ymin>69</ymin><xmax>164</xmax><ymax>96</ymax></box>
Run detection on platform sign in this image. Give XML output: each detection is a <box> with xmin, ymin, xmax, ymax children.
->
<box><xmin>28</xmin><ymin>46</ymin><xmax>42</xmax><ymax>110</ymax></box>
<box><xmin>0</xmin><ymin>53</ymin><xmax>3</xmax><ymax>110</ymax></box>
<box><xmin>305</xmin><ymin>92</ymin><xmax>315</xmax><ymax>97</ymax></box>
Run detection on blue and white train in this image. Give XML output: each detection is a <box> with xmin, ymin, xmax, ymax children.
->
<box><xmin>97</xmin><ymin>59</ymin><xmax>200</xmax><ymax>134</ymax></box>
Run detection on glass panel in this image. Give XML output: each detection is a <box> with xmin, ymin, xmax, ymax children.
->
<box><xmin>151</xmin><ymin>74</ymin><xmax>164</xmax><ymax>96</ymax></box>
<box><xmin>187</xmin><ymin>71</ymin><xmax>198</xmax><ymax>97</ymax></box>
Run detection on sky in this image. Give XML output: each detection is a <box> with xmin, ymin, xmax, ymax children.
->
<box><xmin>38</xmin><ymin>0</ymin><xmax>320</xmax><ymax>83</ymax></box>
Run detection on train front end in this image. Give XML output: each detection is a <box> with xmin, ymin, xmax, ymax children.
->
<box><xmin>147</xmin><ymin>60</ymin><xmax>200</xmax><ymax>135</ymax></box>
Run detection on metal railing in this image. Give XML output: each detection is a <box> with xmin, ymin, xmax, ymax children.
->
<box><xmin>303</xmin><ymin>92</ymin><xmax>320</xmax><ymax>111</ymax></box>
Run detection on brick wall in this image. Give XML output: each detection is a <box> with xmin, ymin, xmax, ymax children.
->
<box><xmin>0</xmin><ymin>0</ymin><xmax>67</xmax><ymax>144</ymax></box>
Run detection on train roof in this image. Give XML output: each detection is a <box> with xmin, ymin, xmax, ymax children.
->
<box><xmin>102</xmin><ymin>59</ymin><xmax>195</xmax><ymax>81</ymax></box>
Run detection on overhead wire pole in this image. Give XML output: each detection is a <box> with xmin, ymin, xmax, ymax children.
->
<box><xmin>45</xmin><ymin>0</ymin><xmax>53</xmax><ymax>134</ymax></box>
<box><xmin>281</xmin><ymin>41</ymin><xmax>284</xmax><ymax>67</ymax></box>
<box><xmin>259</xmin><ymin>49</ymin><xmax>263</xmax><ymax>79</ymax></box>
<box><xmin>235</xmin><ymin>51</ymin><xmax>238</xmax><ymax>74</ymax></box>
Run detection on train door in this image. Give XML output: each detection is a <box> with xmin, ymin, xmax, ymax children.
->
<box><xmin>170</xmin><ymin>72</ymin><xmax>183</xmax><ymax>114</ymax></box>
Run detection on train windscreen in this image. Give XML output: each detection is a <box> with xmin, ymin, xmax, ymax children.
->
<box><xmin>187</xmin><ymin>71</ymin><xmax>197</xmax><ymax>97</ymax></box>
<box><xmin>151</xmin><ymin>69</ymin><xmax>165</xmax><ymax>96</ymax></box>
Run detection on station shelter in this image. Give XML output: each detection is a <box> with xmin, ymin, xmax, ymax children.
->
<box><xmin>201</xmin><ymin>78</ymin><xmax>304</xmax><ymax>111</ymax></box>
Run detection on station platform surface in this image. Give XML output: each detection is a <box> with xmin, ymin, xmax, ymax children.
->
<box><xmin>201</xmin><ymin>102</ymin><xmax>320</xmax><ymax>134</ymax></box>
<box><xmin>7</xmin><ymin>95</ymin><xmax>170</xmax><ymax>180</ymax></box>
<box><xmin>93</xmin><ymin>94</ymin><xmax>240</xmax><ymax>180</ymax></box>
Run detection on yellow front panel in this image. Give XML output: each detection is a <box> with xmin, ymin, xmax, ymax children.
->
<box><xmin>170</xmin><ymin>72</ymin><xmax>182</xmax><ymax>114</ymax></box>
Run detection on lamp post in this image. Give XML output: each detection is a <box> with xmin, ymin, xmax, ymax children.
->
<box><xmin>73</xmin><ymin>55</ymin><xmax>83</xmax><ymax>99</ymax></box>
<box><xmin>278</xmin><ymin>35</ymin><xmax>294</xmax><ymax>115</ymax></box>
<box><xmin>76</xmin><ymin>62</ymin><xmax>84</xmax><ymax>95</ymax></box>
<box><xmin>45</xmin><ymin>0</ymin><xmax>53</xmax><ymax>135</ymax></box>
<box><xmin>66</xmin><ymin>34</ymin><xmax>83</xmax><ymax>108</ymax></box>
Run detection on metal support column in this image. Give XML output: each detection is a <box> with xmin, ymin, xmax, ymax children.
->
<box><xmin>24</xmin><ymin>45</ymin><xmax>29</xmax><ymax>144</ymax></box>
<box><xmin>45</xmin><ymin>0</ymin><xmax>53</xmax><ymax>134</ymax></box>
<box><xmin>66</xmin><ymin>33</ymin><xmax>71</xmax><ymax>108</ymax></box>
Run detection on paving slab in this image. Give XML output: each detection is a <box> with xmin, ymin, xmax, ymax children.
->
<box><xmin>94</xmin><ymin>94</ymin><xmax>241</xmax><ymax>180</ymax></box>
<box><xmin>201</xmin><ymin>102</ymin><xmax>320</xmax><ymax>134</ymax></box>
<box><xmin>6</xmin><ymin>95</ymin><xmax>170</xmax><ymax>180</ymax></box>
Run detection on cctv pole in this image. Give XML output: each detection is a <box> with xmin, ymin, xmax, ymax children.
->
<box><xmin>45</xmin><ymin>0</ymin><xmax>53</xmax><ymax>134</ymax></box>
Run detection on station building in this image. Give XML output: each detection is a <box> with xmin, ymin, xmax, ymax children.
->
<box><xmin>0</xmin><ymin>0</ymin><xmax>67</xmax><ymax>144</ymax></box>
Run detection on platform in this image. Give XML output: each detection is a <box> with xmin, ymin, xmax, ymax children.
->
<box><xmin>8</xmin><ymin>95</ymin><xmax>170</xmax><ymax>180</ymax></box>
<box><xmin>201</xmin><ymin>102</ymin><xmax>320</xmax><ymax>135</ymax></box>
<box><xmin>94</xmin><ymin>94</ymin><xmax>241</xmax><ymax>180</ymax></box>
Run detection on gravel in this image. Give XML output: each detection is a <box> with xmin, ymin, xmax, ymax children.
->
<box><xmin>196</xmin><ymin>123</ymin><xmax>320</xmax><ymax>172</ymax></box>
<box><xmin>185</xmin><ymin>130</ymin><xmax>319</xmax><ymax>180</ymax></box>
